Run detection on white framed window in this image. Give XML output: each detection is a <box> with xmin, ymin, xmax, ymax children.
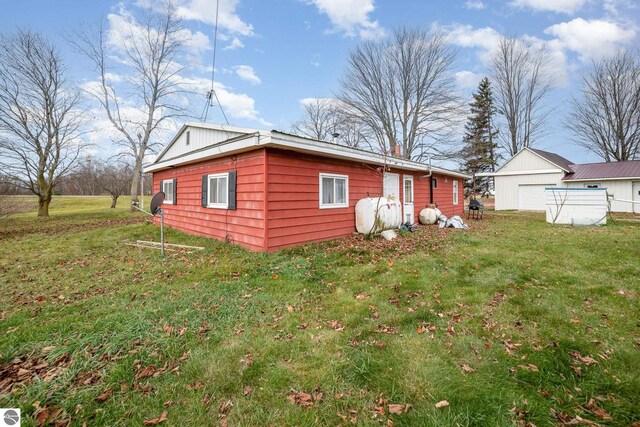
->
<box><xmin>319</xmin><ymin>173</ymin><xmax>349</xmax><ymax>209</ymax></box>
<box><xmin>432</xmin><ymin>177</ymin><xmax>438</xmax><ymax>189</ymax></box>
<box><xmin>162</xmin><ymin>179</ymin><xmax>175</xmax><ymax>204</ymax></box>
<box><xmin>453</xmin><ymin>180</ymin><xmax>459</xmax><ymax>205</ymax></box>
<box><xmin>208</xmin><ymin>173</ymin><xmax>229</xmax><ymax>208</ymax></box>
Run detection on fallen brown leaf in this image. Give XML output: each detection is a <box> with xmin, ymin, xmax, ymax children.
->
<box><xmin>219</xmin><ymin>399</ymin><xmax>233</xmax><ymax>414</ymax></box>
<box><xmin>583</xmin><ymin>398</ymin><xmax>612</xmax><ymax>422</ymax></box>
<box><xmin>435</xmin><ymin>400</ymin><xmax>449</xmax><ymax>408</ymax></box>
<box><xmin>143</xmin><ymin>411</ymin><xmax>168</xmax><ymax>425</ymax></box>
<box><xmin>94</xmin><ymin>387</ymin><xmax>113</xmax><ymax>403</ymax></box>
<box><xmin>388</xmin><ymin>404</ymin><xmax>411</xmax><ymax>415</ymax></box>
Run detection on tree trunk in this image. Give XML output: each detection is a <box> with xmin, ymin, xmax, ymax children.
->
<box><xmin>38</xmin><ymin>193</ymin><xmax>51</xmax><ymax>217</ymax></box>
<box><xmin>130</xmin><ymin>159</ymin><xmax>142</xmax><ymax>211</ymax></box>
<box><xmin>111</xmin><ymin>195</ymin><xmax>118</xmax><ymax>208</ymax></box>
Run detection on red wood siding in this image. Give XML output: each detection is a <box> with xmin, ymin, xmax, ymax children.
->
<box><xmin>264</xmin><ymin>149</ymin><xmax>463</xmax><ymax>251</ymax></box>
<box><xmin>152</xmin><ymin>150</ymin><xmax>266</xmax><ymax>251</ymax></box>
<box><xmin>151</xmin><ymin>147</ymin><xmax>464</xmax><ymax>252</ymax></box>
<box><xmin>430</xmin><ymin>173</ymin><xmax>464</xmax><ymax>217</ymax></box>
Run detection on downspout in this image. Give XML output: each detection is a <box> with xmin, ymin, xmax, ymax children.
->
<box><xmin>425</xmin><ymin>154</ymin><xmax>433</xmax><ymax>204</ymax></box>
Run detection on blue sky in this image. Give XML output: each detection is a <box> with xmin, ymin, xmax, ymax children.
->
<box><xmin>1</xmin><ymin>0</ymin><xmax>638</xmax><ymax>165</ymax></box>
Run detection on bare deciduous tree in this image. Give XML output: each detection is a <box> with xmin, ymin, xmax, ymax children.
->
<box><xmin>291</xmin><ymin>98</ymin><xmax>373</xmax><ymax>149</ymax></box>
<box><xmin>98</xmin><ymin>162</ymin><xmax>132</xmax><ymax>208</ymax></box>
<box><xmin>292</xmin><ymin>98</ymin><xmax>339</xmax><ymax>141</ymax></box>
<box><xmin>0</xmin><ymin>30</ymin><xmax>86</xmax><ymax>217</ymax></box>
<box><xmin>71</xmin><ymin>4</ymin><xmax>188</xmax><ymax>209</ymax></box>
<box><xmin>490</xmin><ymin>37</ymin><xmax>553</xmax><ymax>156</ymax></box>
<box><xmin>338</xmin><ymin>28</ymin><xmax>461</xmax><ymax>161</ymax></box>
<box><xmin>569</xmin><ymin>51</ymin><xmax>640</xmax><ymax>161</ymax></box>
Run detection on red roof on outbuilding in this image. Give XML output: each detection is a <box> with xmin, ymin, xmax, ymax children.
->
<box><xmin>562</xmin><ymin>160</ymin><xmax>640</xmax><ymax>180</ymax></box>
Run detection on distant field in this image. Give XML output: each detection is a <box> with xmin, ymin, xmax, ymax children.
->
<box><xmin>0</xmin><ymin>196</ymin><xmax>638</xmax><ymax>426</ymax></box>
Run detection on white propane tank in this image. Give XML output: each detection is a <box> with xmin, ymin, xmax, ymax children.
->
<box><xmin>355</xmin><ymin>197</ymin><xmax>402</xmax><ymax>235</ymax></box>
<box><xmin>419</xmin><ymin>208</ymin><xmax>439</xmax><ymax>225</ymax></box>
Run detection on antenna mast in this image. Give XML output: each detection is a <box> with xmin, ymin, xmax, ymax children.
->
<box><xmin>201</xmin><ymin>0</ymin><xmax>229</xmax><ymax>124</ymax></box>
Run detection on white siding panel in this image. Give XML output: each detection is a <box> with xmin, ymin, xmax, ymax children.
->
<box><xmin>500</xmin><ymin>150</ymin><xmax>558</xmax><ymax>172</ymax></box>
<box><xmin>562</xmin><ymin>180</ymin><xmax>636</xmax><ymax>213</ymax></box>
<box><xmin>160</xmin><ymin>127</ymin><xmax>247</xmax><ymax>161</ymax></box>
<box><xmin>545</xmin><ymin>188</ymin><xmax>608</xmax><ymax>225</ymax></box>
<box><xmin>518</xmin><ymin>185</ymin><xmax>550</xmax><ymax>210</ymax></box>
<box><xmin>495</xmin><ymin>172</ymin><xmax>564</xmax><ymax>210</ymax></box>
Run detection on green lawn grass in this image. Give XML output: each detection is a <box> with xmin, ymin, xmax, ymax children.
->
<box><xmin>0</xmin><ymin>197</ymin><xmax>638</xmax><ymax>426</ymax></box>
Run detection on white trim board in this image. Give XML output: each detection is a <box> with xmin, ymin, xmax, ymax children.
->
<box><xmin>478</xmin><ymin>169</ymin><xmax>564</xmax><ymax>177</ymax></box>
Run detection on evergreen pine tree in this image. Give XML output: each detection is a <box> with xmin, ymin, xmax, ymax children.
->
<box><xmin>461</xmin><ymin>77</ymin><xmax>498</xmax><ymax>196</ymax></box>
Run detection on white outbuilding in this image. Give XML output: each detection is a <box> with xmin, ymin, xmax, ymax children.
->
<box><xmin>483</xmin><ymin>148</ymin><xmax>640</xmax><ymax>213</ymax></box>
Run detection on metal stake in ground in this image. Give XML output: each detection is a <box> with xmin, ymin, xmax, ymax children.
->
<box><xmin>132</xmin><ymin>191</ymin><xmax>167</xmax><ymax>257</ymax></box>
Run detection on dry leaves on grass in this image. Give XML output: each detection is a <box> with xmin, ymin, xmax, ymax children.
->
<box><xmin>488</xmin><ymin>291</ymin><xmax>507</xmax><ymax>307</ymax></box>
<box><xmin>0</xmin><ymin>353</ymin><xmax>71</xmax><ymax>395</ymax></box>
<box><xmin>388</xmin><ymin>404</ymin><xmax>412</xmax><ymax>415</ymax></box>
<box><xmin>583</xmin><ymin>398</ymin><xmax>612</xmax><ymax>422</ymax></box>
<box><xmin>503</xmin><ymin>339</ymin><xmax>523</xmax><ymax>356</ymax></box>
<box><xmin>326</xmin><ymin>320</ymin><xmax>345</xmax><ymax>332</ymax></box>
<box><xmin>377</xmin><ymin>324</ymin><xmax>396</xmax><ymax>334</ymax></box>
<box><xmin>143</xmin><ymin>411</ymin><xmax>168</xmax><ymax>425</ymax></box>
<box><xmin>569</xmin><ymin>351</ymin><xmax>598</xmax><ymax>366</ymax></box>
<box><xmin>461</xmin><ymin>364</ymin><xmax>475</xmax><ymax>373</ymax></box>
<box><xmin>435</xmin><ymin>400</ymin><xmax>450</xmax><ymax>408</ymax></box>
<box><xmin>322</xmin><ymin>224</ymin><xmax>457</xmax><ymax>263</ymax></box>
<box><xmin>518</xmin><ymin>364</ymin><xmax>539</xmax><ymax>372</ymax></box>
<box><xmin>287</xmin><ymin>387</ymin><xmax>324</xmax><ymax>408</ymax></box>
<box><xmin>551</xmin><ymin>408</ymin><xmax>605</xmax><ymax>426</ymax></box>
<box><xmin>94</xmin><ymin>387</ymin><xmax>113</xmax><ymax>403</ymax></box>
<box><xmin>33</xmin><ymin>403</ymin><xmax>69</xmax><ymax>427</ymax></box>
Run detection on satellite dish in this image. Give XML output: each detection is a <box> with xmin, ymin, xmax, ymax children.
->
<box><xmin>150</xmin><ymin>191</ymin><xmax>165</xmax><ymax>216</ymax></box>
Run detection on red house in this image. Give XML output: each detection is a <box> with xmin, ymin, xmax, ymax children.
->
<box><xmin>144</xmin><ymin>123</ymin><xmax>468</xmax><ymax>252</ymax></box>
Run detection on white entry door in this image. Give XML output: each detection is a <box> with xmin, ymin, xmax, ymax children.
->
<box><xmin>633</xmin><ymin>182</ymin><xmax>640</xmax><ymax>214</ymax></box>
<box><xmin>403</xmin><ymin>175</ymin><xmax>414</xmax><ymax>224</ymax></box>
<box><xmin>383</xmin><ymin>173</ymin><xmax>399</xmax><ymax>200</ymax></box>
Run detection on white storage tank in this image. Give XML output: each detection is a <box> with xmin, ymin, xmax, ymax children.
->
<box><xmin>355</xmin><ymin>197</ymin><xmax>402</xmax><ymax>235</ymax></box>
<box><xmin>545</xmin><ymin>188</ymin><xmax>608</xmax><ymax>225</ymax></box>
<box><xmin>419</xmin><ymin>208</ymin><xmax>440</xmax><ymax>225</ymax></box>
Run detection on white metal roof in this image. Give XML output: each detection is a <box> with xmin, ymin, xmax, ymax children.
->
<box><xmin>144</xmin><ymin>123</ymin><xmax>470</xmax><ymax>179</ymax></box>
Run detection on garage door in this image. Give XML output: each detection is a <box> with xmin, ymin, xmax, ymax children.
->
<box><xmin>518</xmin><ymin>184</ymin><xmax>553</xmax><ymax>211</ymax></box>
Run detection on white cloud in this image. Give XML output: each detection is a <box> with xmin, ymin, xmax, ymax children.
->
<box><xmin>446</xmin><ymin>24</ymin><xmax>571</xmax><ymax>87</ymax></box>
<box><xmin>106</xmin><ymin>10</ymin><xmax>210</xmax><ymax>59</ymax></box>
<box><xmin>510</xmin><ymin>0</ymin><xmax>590</xmax><ymax>14</ymax></box>
<box><xmin>300</xmin><ymin>97</ymin><xmax>336</xmax><ymax>106</ymax></box>
<box><xmin>544</xmin><ymin>18</ymin><xmax>636</xmax><ymax>59</ymax></box>
<box><xmin>455</xmin><ymin>71</ymin><xmax>482</xmax><ymax>89</ymax></box>
<box><xmin>181</xmin><ymin>29</ymin><xmax>211</xmax><ymax>56</ymax></box>
<box><xmin>445</xmin><ymin>24</ymin><xmax>502</xmax><ymax>65</ymax></box>
<box><xmin>224</xmin><ymin>37</ymin><xmax>245</xmax><ymax>50</ymax></box>
<box><xmin>522</xmin><ymin>35</ymin><xmax>570</xmax><ymax>85</ymax></box>
<box><xmin>174</xmin><ymin>0</ymin><xmax>254</xmax><ymax>36</ymax></box>
<box><xmin>465</xmin><ymin>1</ymin><xmax>486</xmax><ymax>10</ymax></box>
<box><xmin>306</xmin><ymin>0</ymin><xmax>386</xmax><ymax>40</ymax></box>
<box><xmin>603</xmin><ymin>0</ymin><xmax>639</xmax><ymax>19</ymax></box>
<box><xmin>233</xmin><ymin>65</ymin><xmax>261</xmax><ymax>85</ymax></box>
<box><xmin>168</xmin><ymin>75</ymin><xmax>270</xmax><ymax>125</ymax></box>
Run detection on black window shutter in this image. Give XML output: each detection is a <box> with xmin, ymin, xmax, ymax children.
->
<box><xmin>201</xmin><ymin>175</ymin><xmax>208</xmax><ymax>208</ymax></box>
<box><xmin>228</xmin><ymin>170</ymin><xmax>237</xmax><ymax>210</ymax></box>
<box><xmin>172</xmin><ymin>178</ymin><xmax>177</xmax><ymax>205</ymax></box>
